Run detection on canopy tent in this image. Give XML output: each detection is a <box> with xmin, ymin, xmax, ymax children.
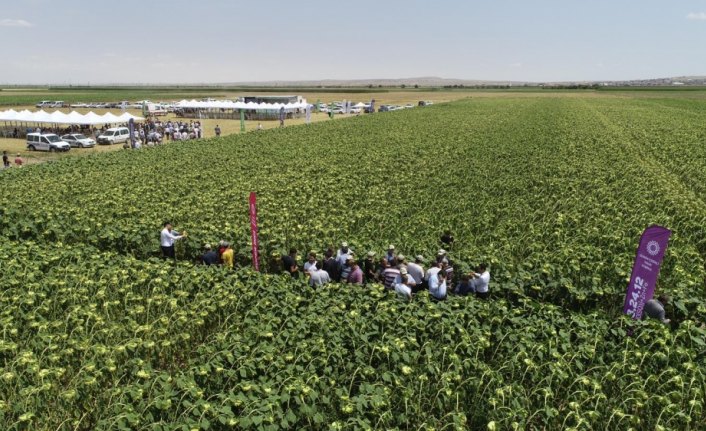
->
<box><xmin>0</xmin><ymin>109</ymin><xmax>144</xmax><ymax>125</ymax></box>
<box><xmin>176</xmin><ymin>99</ymin><xmax>312</xmax><ymax>110</ymax></box>
<box><xmin>353</xmin><ymin>102</ymin><xmax>368</xmax><ymax>108</ymax></box>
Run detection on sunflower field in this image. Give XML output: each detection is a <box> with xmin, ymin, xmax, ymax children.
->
<box><xmin>1</xmin><ymin>93</ymin><xmax>705</xmax><ymax>430</ymax></box>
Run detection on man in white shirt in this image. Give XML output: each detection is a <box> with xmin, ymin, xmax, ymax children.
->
<box><xmin>471</xmin><ymin>263</ymin><xmax>490</xmax><ymax>299</ymax></box>
<box><xmin>407</xmin><ymin>255</ymin><xmax>426</xmax><ymax>290</ymax></box>
<box><xmin>394</xmin><ymin>267</ymin><xmax>417</xmax><ymax>288</ymax></box>
<box><xmin>309</xmin><ymin>266</ymin><xmax>331</xmax><ymax>288</ymax></box>
<box><xmin>394</xmin><ymin>274</ymin><xmax>413</xmax><ymax>300</ymax></box>
<box><xmin>303</xmin><ymin>252</ymin><xmax>318</xmax><ymax>274</ymax></box>
<box><xmin>428</xmin><ymin>269</ymin><xmax>447</xmax><ymax>300</ymax></box>
<box><xmin>160</xmin><ymin>221</ymin><xmax>186</xmax><ymax>259</ymax></box>
<box><xmin>424</xmin><ymin>260</ymin><xmax>441</xmax><ymax>284</ymax></box>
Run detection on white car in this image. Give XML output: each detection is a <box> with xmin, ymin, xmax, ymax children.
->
<box><xmin>61</xmin><ymin>133</ymin><xmax>96</xmax><ymax>148</ymax></box>
<box><xmin>26</xmin><ymin>133</ymin><xmax>71</xmax><ymax>152</ymax></box>
<box><xmin>36</xmin><ymin>100</ymin><xmax>53</xmax><ymax>108</ymax></box>
<box><xmin>349</xmin><ymin>107</ymin><xmax>362</xmax><ymax>114</ymax></box>
<box><xmin>97</xmin><ymin>127</ymin><xmax>130</xmax><ymax>145</ymax></box>
<box><xmin>70</xmin><ymin>102</ymin><xmax>88</xmax><ymax>108</ymax></box>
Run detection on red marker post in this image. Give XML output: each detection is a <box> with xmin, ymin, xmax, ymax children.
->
<box><xmin>249</xmin><ymin>192</ymin><xmax>260</xmax><ymax>271</ymax></box>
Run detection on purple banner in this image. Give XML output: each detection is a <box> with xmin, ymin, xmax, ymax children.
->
<box><xmin>623</xmin><ymin>225</ymin><xmax>671</xmax><ymax>319</ymax></box>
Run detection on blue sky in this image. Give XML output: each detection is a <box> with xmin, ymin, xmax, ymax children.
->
<box><xmin>1</xmin><ymin>0</ymin><xmax>705</xmax><ymax>84</ymax></box>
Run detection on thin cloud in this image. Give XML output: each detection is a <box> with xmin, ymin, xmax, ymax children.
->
<box><xmin>0</xmin><ymin>18</ymin><xmax>33</xmax><ymax>27</ymax></box>
<box><xmin>686</xmin><ymin>12</ymin><xmax>706</xmax><ymax>20</ymax></box>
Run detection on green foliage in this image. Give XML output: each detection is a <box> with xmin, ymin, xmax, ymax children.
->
<box><xmin>1</xmin><ymin>94</ymin><xmax>706</xmax><ymax>429</ymax></box>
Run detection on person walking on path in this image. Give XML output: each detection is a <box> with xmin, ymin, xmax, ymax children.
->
<box><xmin>2</xmin><ymin>151</ymin><xmax>9</xmax><ymax>168</ymax></box>
<box><xmin>214</xmin><ymin>125</ymin><xmax>221</xmax><ymax>137</ymax></box>
<box><xmin>160</xmin><ymin>221</ymin><xmax>187</xmax><ymax>259</ymax></box>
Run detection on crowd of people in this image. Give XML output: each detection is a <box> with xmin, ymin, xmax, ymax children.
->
<box><xmin>279</xmin><ymin>243</ymin><xmax>490</xmax><ymax>301</ymax></box>
<box><xmin>158</xmin><ymin>224</ymin><xmax>677</xmax><ymax>323</ymax></box>
<box><xmin>160</xmin><ymin>222</ymin><xmax>491</xmax><ymax>302</ymax></box>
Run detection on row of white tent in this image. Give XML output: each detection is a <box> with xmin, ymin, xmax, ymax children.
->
<box><xmin>0</xmin><ymin>109</ymin><xmax>144</xmax><ymax>125</ymax></box>
<box><xmin>176</xmin><ymin>100</ymin><xmax>313</xmax><ymax>110</ymax></box>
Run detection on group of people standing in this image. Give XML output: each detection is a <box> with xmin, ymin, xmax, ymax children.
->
<box><xmin>281</xmin><ymin>241</ymin><xmax>490</xmax><ymax>301</ymax></box>
<box><xmin>159</xmin><ymin>223</ymin><xmax>490</xmax><ymax>301</ymax></box>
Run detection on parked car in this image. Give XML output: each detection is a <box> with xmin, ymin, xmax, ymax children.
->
<box><xmin>349</xmin><ymin>107</ymin><xmax>362</xmax><ymax>114</ymax></box>
<box><xmin>36</xmin><ymin>100</ymin><xmax>53</xmax><ymax>108</ymax></box>
<box><xmin>378</xmin><ymin>105</ymin><xmax>392</xmax><ymax>112</ymax></box>
<box><xmin>61</xmin><ymin>133</ymin><xmax>96</xmax><ymax>148</ymax></box>
<box><xmin>97</xmin><ymin>127</ymin><xmax>130</xmax><ymax>145</ymax></box>
<box><xmin>70</xmin><ymin>102</ymin><xmax>88</xmax><ymax>108</ymax></box>
<box><xmin>26</xmin><ymin>133</ymin><xmax>71</xmax><ymax>152</ymax></box>
<box><xmin>405</xmin><ymin>104</ymin><xmax>415</xmax><ymax>109</ymax></box>
<box><xmin>144</xmin><ymin>103</ymin><xmax>168</xmax><ymax>116</ymax></box>
<box><xmin>51</xmin><ymin>101</ymin><xmax>67</xmax><ymax>108</ymax></box>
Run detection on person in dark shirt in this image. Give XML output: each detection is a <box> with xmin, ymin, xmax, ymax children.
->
<box><xmin>282</xmin><ymin>248</ymin><xmax>299</xmax><ymax>278</ymax></box>
<box><xmin>440</xmin><ymin>230</ymin><xmax>454</xmax><ymax>247</ymax></box>
<box><xmin>201</xmin><ymin>244</ymin><xmax>219</xmax><ymax>266</ymax></box>
<box><xmin>363</xmin><ymin>251</ymin><xmax>377</xmax><ymax>283</ymax></box>
<box><xmin>322</xmin><ymin>248</ymin><xmax>339</xmax><ymax>282</ymax></box>
<box><xmin>2</xmin><ymin>150</ymin><xmax>9</xmax><ymax>168</ymax></box>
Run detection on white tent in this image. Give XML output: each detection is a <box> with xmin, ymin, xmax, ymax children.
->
<box><xmin>354</xmin><ymin>102</ymin><xmax>367</xmax><ymax>108</ymax></box>
<box><xmin>0</xmin><ymin>109</ymin><xmax>145</xmax><ymax>125</ymax></box>
<box><xmin>175</xmin><ymin>99</ymin><xmax>312</xmax><ymax>110</ymax></box>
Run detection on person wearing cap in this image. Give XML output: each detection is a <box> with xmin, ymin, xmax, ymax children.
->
<box><xmin>395</xmin><ymin>266</ymin><xmax>418</xmax><ymax>289</ymax></box>
<box><xmin>160</xmin><ymin>221</ymin><xmax>187</xmax><ymax>259</ymax></box>
<box><xmin>397</xmin><ymin>254</ymin><xmax>408</xmax><ymax>270</ymax></box>
<box><xmin>428</xmin><ymin>267</ymin><xmax>448</xmax><ymax>300</ymax></box>
<box><xmin>340</xmin><ymin>252</ymin><xmax>355</xmax><ymax>281</ymax></box>
<box><xmin>303</xmin><ymin>252</ymin><xmax>318</xmax><ymax>274</ymax></box>
<box><xmin>221</xmin><ymin>242</ymin><xmax>234</xmax><ymax>269</ymax></box>
<box><xmin>201</xmin><ymin>244</ymin><xmax>219</xmax><ymax>266</ymax></box>
<box><xmin>363</xmin><ymin>251</ymin><xmax>377</xmax><ymax>283</ymax></box>
<box><xmin>470</xmin><ymin>263</ymin><xmax>490</xmax><ymax>299</ymax></box>
<box><xmin>407</xmin><ymin>255</ymin><xmax>426</xmax><ymax>293</ymax></box>
<box><xmin>385</xmin><ymin>245</ymin><xmax>396</xmax><ymax>264</ymax></box>
<box><xmin>436</xmin><ymin>249</ymin><xmax>447</xmax><ymax>264</ymax></box>
<box><xmin>322</xmin><ymin>248</ymin><xmax>339</xmax><ymax>282</ymax></box>
<box><xmin>383</xmin><ymin>258</ymin><xmax>401</xmax><ymax>290</ymax></box>
<box><xmin>336</xmin><ymin>241</ymin><xmax>350</xmax><ymax>261</ymax></box>
<box><xmin>347</xmin><ymin>258</ymin><xmax>363</xmax><ymax>285</ymax></box>
<box><xmin>282</xmin><ymin>248</ymin><xmax>299</xmax><ymax>278</ymax></box>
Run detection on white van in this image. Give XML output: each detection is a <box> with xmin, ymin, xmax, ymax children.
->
<box><xmin>97</xmin><ymin>127</ymin><xmax>130</xmax><ymax>145</ymax></box>
<box><xmin>26</xmin><ymin>133</ymin><xmax>71</xmax><ymax>152</ymax></box>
